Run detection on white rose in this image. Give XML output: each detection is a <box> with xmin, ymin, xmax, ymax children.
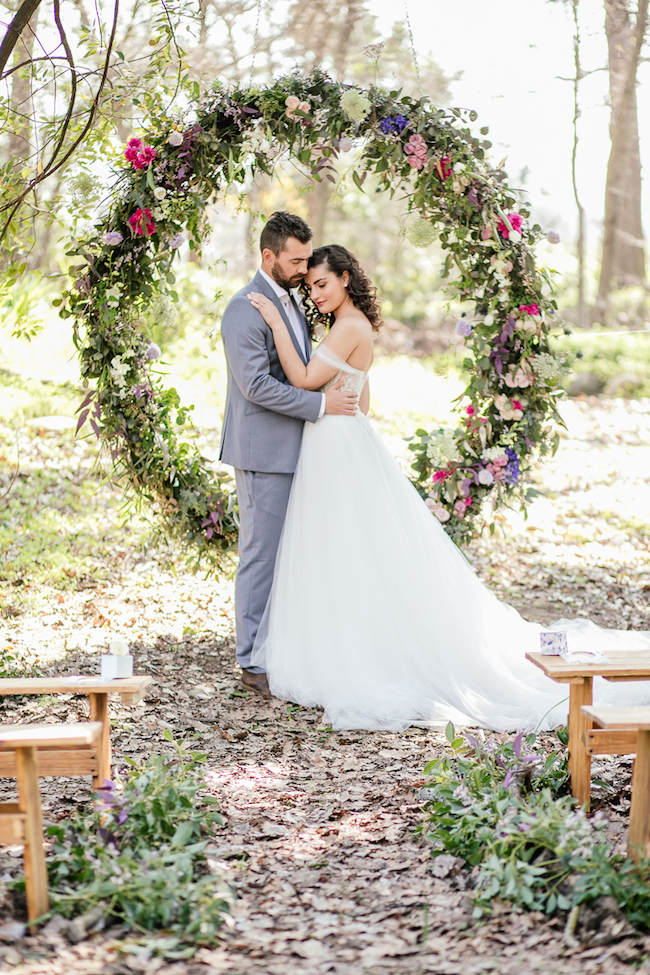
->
<box><xmin>339</xmin><ymin>137</ymin><xmax>352</xmax><ymax>153</ymax></box>
<box><xmin>168</xmin><ymin>131</ymin><xmax>183</xmax><ymax>146</ymax></box>
<box><xmin>154</xmin><ymin>186</ymin><xmax>167</xmax><ymax>200</ymax></box>
<box><xmin>299</xmin><ymin>101</ymin><xmax>310</xmax><ymax>114</ymax></box>
<box><xmin>478</xmin><ymin>469</ymin><xmax>494</xmax><ymax>486</ymax></box>
<box><xmin>285</xmin><ymin>95</ymin><xmax>300</xmax><ymax>111</ymax></box>
<box><xmin>483</xmin><ymin>314</ymin><xmax>494</xmax><ymax>326</ymax></box>
<box><xmin>434</xmin><ymin>506</ymin><xmax>451</xmax><ymax>523</ymax></box>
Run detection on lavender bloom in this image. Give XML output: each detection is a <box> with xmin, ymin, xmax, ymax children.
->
<box><xmin>169</xmin><ymin>233</ymin><xmax>185</xmax><ymax>249</ymax></box>
<box><xmin>455</xmin><ymin>319</ymin><xmax>473</xmax><ymax>337</ymax></box>
<box><xmin>104</xmin><ymin>231</ymin><xmax>124</xmax><ymax>246</ymax></box>
<box><xmin>146</xmin><ymin>342</ymin><xmax>162</xmax><ymax>360</ymax></box>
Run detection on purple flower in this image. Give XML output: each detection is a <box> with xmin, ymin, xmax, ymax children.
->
<box><xmin>379</xmin><ymin>114</ymin><xmax>408</xmax><ymax>134</ymax></box>
<box><xmin>169</xmin><ymin>233</ymin><xmax>185</xmax><ymax>249</ymax></box>
<box><xmin>547</xmin><ymin>231</ymin><xmax>561</xmax><ymax>244</ymax></box>
<box><xmin>467</xmin><ymin>186</ymin><xmax>479</xmax><ymax>208</ymax></box>
<box><xmin>455</xmin><ymin>319</ymin><xmax>473</xmax><ymax>337</ymax></box>
<box><xmin>104</xmin><ymin>231</ymin><xmax>124</xmax><ymax>246</ymax></box>
<box><xmin>146</xmin><ymin>342</ymin><xmax>162</xmax><ymax>360</ymax></box>
<box><xmin>504</xmin><ymin>447</ymin><xmax>520</xmax><ymax>484</ymax></box>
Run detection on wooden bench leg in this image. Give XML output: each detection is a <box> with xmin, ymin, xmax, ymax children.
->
<box><xmin>15</xmin><ymin>746</ymin><xmax>49</xmax><ymax>926</ymax></box>
<box><xmin>568</xmin><ymin>678</ymin><xmax>593</xmax><ymax>809</ymax></box>
<box><xmin>89</xmin><ymin>693</ymin><xmax>111</xmax><ymax>790</ymax></box>
<box><xmin>628</xmin><ymin>728</ymin><xmax>650</xmax><ymax>861</ymax></box>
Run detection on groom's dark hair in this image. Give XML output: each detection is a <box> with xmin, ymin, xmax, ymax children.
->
<box><xmin>260</xmin><ymin>211</ymin><xmax>312</xmax><ymax>256</ymax></box>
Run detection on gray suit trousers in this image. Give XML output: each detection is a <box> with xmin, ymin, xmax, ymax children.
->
<box><xmin>234</xmin><ymin>468</ymin><xmax>293</xmax><ymax>672</ymax></box>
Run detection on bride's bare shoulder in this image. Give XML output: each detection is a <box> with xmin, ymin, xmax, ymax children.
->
<box><xmin>330</xmin><ymin>314</ymin><xmax>372</xmax><ymax>334</ymax></box>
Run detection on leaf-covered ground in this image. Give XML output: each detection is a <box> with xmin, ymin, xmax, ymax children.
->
<box><xmin>0</xmin><ymin>393</ymin><xmax>649</xmax><ymax>974</ymax></box>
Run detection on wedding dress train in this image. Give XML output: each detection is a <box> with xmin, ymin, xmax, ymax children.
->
<box><xmin>251</xmin><ymin>345</ymin><xmax>650</xmax><ymax>732</ymax></box>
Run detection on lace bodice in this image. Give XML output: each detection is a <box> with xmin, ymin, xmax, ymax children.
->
<box><xmin>313</xmin><ymin>344</ymin><xmax>368</xmax><ymax>401</ymax></box>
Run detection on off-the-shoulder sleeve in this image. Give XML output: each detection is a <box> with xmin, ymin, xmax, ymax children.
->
<box><xmin>312</xmin><ymin>343</ymin><xmax>358</xmax><ymax>374</ymax></box>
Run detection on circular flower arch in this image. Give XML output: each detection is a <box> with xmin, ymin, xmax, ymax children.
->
<box><xmin>61</xmin><ymin>69</ymin><xmax>566</xmax><ymax>563</ymax></box>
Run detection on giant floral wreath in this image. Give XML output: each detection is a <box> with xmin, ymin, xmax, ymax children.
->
<box><xmin>62</xmin><ymin>70</ymin><xmax>566</xmax><ymax>564</ymax></box>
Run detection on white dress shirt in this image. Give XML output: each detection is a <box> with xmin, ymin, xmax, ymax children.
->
<box><xmin>258</xmin><ymin>268</ymin><xmax>325</xmax><ymax>419</ymax></box>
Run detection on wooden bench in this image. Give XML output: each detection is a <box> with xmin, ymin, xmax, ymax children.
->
<box><xmin>0</xmin><ymin>723</ymin><xmax>103</xmax><ymax>925</ymax></box>
<box><xmin>0</xmin><ymin>677</ymin><xmax>152</xmax><ymax>790</ymax></box>
<box><xmin>581</xmin><ymin>706</ymin><xmax>650</xmax><ymax>861</ymax></box>
<box><xmin>526</xmin><ymin>650</ymin><xmax>650</xmax><ymax>809</ymax></box>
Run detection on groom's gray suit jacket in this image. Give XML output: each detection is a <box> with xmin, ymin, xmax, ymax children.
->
<box><xmin>219</xmin><ymin>270</ymin><xmax>322</xmax><ymax>473</ymax></box>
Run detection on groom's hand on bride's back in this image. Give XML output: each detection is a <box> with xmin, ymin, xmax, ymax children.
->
<box><xmin>324</xmin><ymin>377</ymin><xmax>358</xmax><ymax>416</ymax></box>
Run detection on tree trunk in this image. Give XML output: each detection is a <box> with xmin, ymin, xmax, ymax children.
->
<box><xmin>593</xmin><ymin>0</ymin><xmax>648</xmax><ymax>323</ymax></box>
<box><xmin>6</xmin><ymin>1</ymin><xmax>39</xmax><ymax>164</ymax></box>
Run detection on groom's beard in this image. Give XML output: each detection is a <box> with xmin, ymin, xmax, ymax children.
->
<box><xmin>270</xmin><ymin>265</ymin><xmax>304</xmax><ymax>292</ymax></box>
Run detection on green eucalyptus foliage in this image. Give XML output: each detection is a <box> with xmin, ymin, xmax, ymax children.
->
<box><xmin>62</xmin><ymin>70</ymin><xmax>564</xmax><ymax>563</ymax></box>
<box><xmin>43</xmin><ymin>735</ymin><xmax>232</xmax><ymax>949</ymax></box>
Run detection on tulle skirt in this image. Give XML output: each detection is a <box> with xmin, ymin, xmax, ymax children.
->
<box><xmin>251</xmin><ymin>412</ymin><xmax>650</xmax><ymax>731</ymax></box>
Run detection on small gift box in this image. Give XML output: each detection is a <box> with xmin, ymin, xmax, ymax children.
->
<box><xmin>101</xmin><ymin>639</ymin><xmax>134</xmax><ymax>680</ymax></box>
<box><xmin>540</xmin><ymin>631</ymin><xmax>568</xmax><ymax>656</ymax></box>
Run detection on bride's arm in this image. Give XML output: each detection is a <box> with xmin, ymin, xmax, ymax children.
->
<box><xmin>246</xmin><ymin>292</ymin><xmax>360</xmax><ymax>390</ymax></box>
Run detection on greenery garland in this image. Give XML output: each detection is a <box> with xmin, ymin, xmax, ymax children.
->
<box><xmin>61</xmin><ymin>69</ymin><xmax>566</xmax><ymax>562</ymax></box>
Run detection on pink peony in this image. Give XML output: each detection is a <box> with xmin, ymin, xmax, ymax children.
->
<box><xmin>454</xmin><ymin>499</ymin><xmax>467</xmax><ymax>517</ymax></box>
<box><xmin>404</xmin><ymin>134</ymin><xmax>428</xmax><ymax>171</ymax></box>
<box><xmin>465</xmin><ymin>405</ymin><xmax>475</xmax><ymax>416</ymax></box>
<box><xmin>129</xmin><ymin>207</ymin><xmax>156</xmax><ymax>236</ymax></box>
<box><xmin>497</xmin><ymin>212</ymin><xmax>523</xmax><ymax>239</ymax></box>
<box><xmin>519</xmin><ymin>302</ymin><xmax>540</xmax><ymax>317</ymax></box>
<box><xmin>435</xmin><ymin>157</ymin><xmax>452</xmax><ymax>181</ymax></box>
<box><xmin>433</xmin><ymin>470</ymin><xmax>450</xmax><ymax>482</ymax></box>
<box><xmin>511</xmin><ymin>399</ymin><xmax>523</xmax><ymax>411</ymax></box>
<box><xmin>493</xmin><ymin>455</ymin><xmax>508</xmax><ymax>467</ymax></box>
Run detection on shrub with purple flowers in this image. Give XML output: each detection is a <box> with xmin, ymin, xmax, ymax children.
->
<box><xmin>419</xmin><ymin>723</ymin><xmax>650</xmax><ymax>926</ymax></box>
<box><xmin>42</xmin><ymin>735</ymin><xmax>232</xmax><ymax>952</ymax></box>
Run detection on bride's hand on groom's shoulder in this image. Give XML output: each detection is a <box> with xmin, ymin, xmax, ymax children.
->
<box><xmin>247</xmin><ymin>292</ymin><xmax>283</xmax><ymax>329</ymax></box>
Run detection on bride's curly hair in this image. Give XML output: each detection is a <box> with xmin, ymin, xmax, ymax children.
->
<box><xmin>299</xmin><ymin>244</ymin><xmax>383</xmax><ymax>336</ymax></box>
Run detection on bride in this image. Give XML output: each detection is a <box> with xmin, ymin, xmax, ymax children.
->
<box><xmin>246</xmin><ymin>244</ymin><xmax>650</xmax><ymax>732</ymax></box>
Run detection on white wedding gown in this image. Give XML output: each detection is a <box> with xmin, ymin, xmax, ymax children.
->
<box><xmin>251</xmin><ymin>345</ymin><xmax>650</xmax><ymax>732</ymax></box>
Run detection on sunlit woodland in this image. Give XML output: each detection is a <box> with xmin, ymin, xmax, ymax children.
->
<box><xmin>0</xmin><ymin>0</ymin><xmax>649</xmax><ymax>971</ymax></box>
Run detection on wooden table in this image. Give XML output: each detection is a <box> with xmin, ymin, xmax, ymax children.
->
<box><xmin>582</xmin><ymin>706</ymin><xmax>650</xmax><ymax>860</ymax></box>
<box><xmin>0</xmin><ymin>677</ymin><xmax>152</xmax><ymax>789</ymax></box>
<box><xmin>0</xmin><ymin>722</ymin><xmax>103</xmax><ymax>925</ymax></box>
<box><xmin>526</xmin><ymin>650</ymin><xmax>650</xmax><ymax>809</ymax></box>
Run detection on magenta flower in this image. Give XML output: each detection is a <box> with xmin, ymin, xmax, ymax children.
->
<box><xmin>433</xmin><ymin>470</ymin><xmax>450</xmax><ymax>482</ymax></box>
<box><xmin>519</xmin><ymin>302</ymin><xmax>540</xmax><ymax>316</ymax></box>
<box><xmin>497</xmin><ymin>212</ymin><xmax>523</xmax><ymax>239</ymax></box>
<box><xmin>435</xmin><ymin>157</ymin><xmax>452</xmax><ymax>181</ymax></box>
<box><xmin>129</xmin><ymin>207</ymin><xmax>156</xmax><ymax>236</ymax></box>
<box><xmin>124</xmin><ymin>138</ymin><xmax>143</xmax><ymax>163</ymax></box>
<box><xmin>124</xmin><ymin>137</ymin><xmax>157</xmax><ymax>170</ymax></box>
<box><xmin>465</xmin><ymin>405</ymin><xmax>476</xmax><ymax>416</ymax></box>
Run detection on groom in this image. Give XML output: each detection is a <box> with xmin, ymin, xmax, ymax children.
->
<box><xmin>220</xmin><ymin>211</ymin><xmax>358</xmax><ymax>696</ymax></box>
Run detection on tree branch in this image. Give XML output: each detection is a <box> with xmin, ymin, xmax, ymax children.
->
<box><xmin>0</xmin><ymin>0</ymin><xmax>44</xmax><ymax>77</ymax></box>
